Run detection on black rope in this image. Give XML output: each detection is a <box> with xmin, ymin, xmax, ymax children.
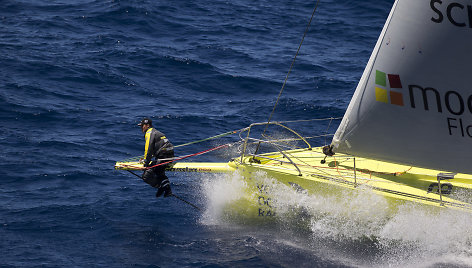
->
<box><xmin>128</xmin><ymin>170</ymin><xmax>143</xmax><ymax>180</ymax></box>
<box><xmin>128</xmin><ymin>170</ymin><xmax>142</xmax><ymax>179</ymax></box>
<box><xmin>169</xmin><ymin>194</ymin><xmax>202</xmax><ymax>211</ymax></box>
<box><xmin>127</xmin><ymin>170</ymin><xmax>202</xmax><ymax>211</ymax></box>
<box><xmin>254</xmin><ymin>0</ymin><xmax>321</xmax><ymax>155</ymax></box>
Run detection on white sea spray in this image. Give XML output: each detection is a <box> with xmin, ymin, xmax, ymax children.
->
<box><xmin>199</xmin><ymin>170</ymin><xmax>472</xmax><ymax>267</ymax></box>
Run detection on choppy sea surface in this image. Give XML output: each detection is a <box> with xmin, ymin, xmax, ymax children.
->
<box><xmin>2</xmin><ymin>0</ymin><xmax>472</xmax><ymax>267</ymax></box>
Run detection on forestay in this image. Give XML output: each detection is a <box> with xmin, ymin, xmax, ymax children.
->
<box><xmin>332</xmin><ymin>0</ymin><xmax>472</xmax><ymax>174</ymax></box>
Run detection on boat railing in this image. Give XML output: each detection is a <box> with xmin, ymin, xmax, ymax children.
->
<box><xmin>238</xmin><ymin>121</ymin><xmax>314</xmax><ymax>176</ymax></box>
<box><xmin>236</xmin><ymin>118</ymin><xmax>346</xmax><ymax>177</ymax></box>
<box><xmin>241</xmin><ymin>136</ymin><xmax>304</xmax><ymax>176</ymax></box>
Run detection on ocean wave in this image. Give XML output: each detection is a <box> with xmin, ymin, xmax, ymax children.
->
<box><xmin>0</xmin><ymin>0</ymin><xmax>414</xmax><ymax>267</ymax></box>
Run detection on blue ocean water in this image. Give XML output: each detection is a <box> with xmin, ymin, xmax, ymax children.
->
<box><xmin>2</xmin><ymin>0</ymin><xmax>472</xmax><ymax>267</ymax></box>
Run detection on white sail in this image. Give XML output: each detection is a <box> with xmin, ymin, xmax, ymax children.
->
<box><xmin>332</xmin><ymin>0</ymin><xmax>472</xmax><ymax>174</ymax></box>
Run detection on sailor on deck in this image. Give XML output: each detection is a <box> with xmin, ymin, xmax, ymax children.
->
<box><xmin>138</xmin><ymin>118</ymin><xmax>174</xmax><ymax>198</ymax></box>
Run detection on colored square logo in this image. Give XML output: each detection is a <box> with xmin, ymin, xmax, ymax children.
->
<box><xmin>388</xmin><ymin>74</ymin><xmax>402</xmax><ymax>88</ymax></box>
<box><xmin>389</xmin><ymin>91</ymin><xmax>404</xmax><ymax>106</ymax></box>
<box><xmin>375</xmin><ymin>70</ymin><xmax>403</xmax><ymax>107</ymax></box>
<box><xmin>376</xmin><ymin>70</ymin><xmax>387</xmax><ymax>87</ymax></box>
<box><xmin>375</xmin><ymin>87</ymin><xmax>388</xmax><ymax>103</ymax></box>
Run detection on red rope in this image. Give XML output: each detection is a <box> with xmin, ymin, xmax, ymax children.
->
<box><xmin>144</xmin><ymin>143</ymin><xmax>231</xmax><ymax>170</ymax></box>
<box><xmin>125</xmin><ymin>143</ymin><xmax>413</xmax><ymax>178</ymax></box>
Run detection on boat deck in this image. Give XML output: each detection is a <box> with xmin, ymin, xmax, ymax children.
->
<box><xmin>115</xmin><ymin>147</ymin><xmax>472</xmax><ymax>213</ymax></box>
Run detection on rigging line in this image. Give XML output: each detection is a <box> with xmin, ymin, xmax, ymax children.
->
<box><xmin>127</xmin><ymin>171</ymin><xmax>202</xmax><ymax>211</ymax></box>
<box><xmin>170</xmin><ymin>194</ymin><xmax>202</xmax><ymax>211</ymax></box>
<box><xmin>174</xmin><ymin>129</ymin><xmax>242</xmax><ymax>148</ymax></box>
<box><xmin>145</xmin><ymin>143</ymin><xmax>232</xmax><ymax>169</ymax></box>
<box><xmin>272</xmin><ymin>117</ymin><xmax>342</xmax><ymax>124</ymax></box>
<box><xmin>255</xmin><ymin>0</ymin><xmax>321</xmax><ymax>154</ymax></box>
<box><xmin>118</xmin><ymin>131</ymin><xmax>242</xmax><ymax>163</ymax></box>
<box><xmin>324</xmin><ymin>117</ymin><xmax>333</xmax><ymax>146</ymax></box>
<box><xmin>261</xmin><ymin>133</ymin><xmax>304</xmax><ymax>150</ymax></box>
<box><xmin>279</xmin><ymin>149</ymin><xmax>329</xmax><ymax>176</ymax></box>
<box><xmin>117</xmin><ymin>143</ymin><xmax>234</xmax><ymax>170</ymax></box>
<box><xmin>264</xmin><ymin>0</ymin><xmax>320</xmax><ymax>129</ymax></box>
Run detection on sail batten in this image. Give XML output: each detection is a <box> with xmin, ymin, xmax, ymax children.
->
<box><xmin>332</xmin><ymin>0</ymin><xmax>472</xmax><ymax>174</ymax></box>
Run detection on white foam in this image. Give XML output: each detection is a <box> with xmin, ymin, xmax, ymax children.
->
<box><xmin>199</xmin><ymin>171</ymin><xmax>249</xmax><ymax>225</ymax></box>
<box><xmin>198</xmin><ymin>170</ymin><xmax>472</xmax><ymax>267</ymax></box>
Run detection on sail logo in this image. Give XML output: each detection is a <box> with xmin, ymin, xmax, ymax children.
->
<box><xmin>430</xmin><ymin>0</ymin><xmax>472</xmax><ymax>28</ymax></box>
<box><xmin>374</xmin><ymin>70</ymin><xmax>404</xmax><ymax>106</ymax></box>
<box><xmin>375</xmin><ymin>69</ymin><xmax>472</xmax><ymax>138</ymax></box>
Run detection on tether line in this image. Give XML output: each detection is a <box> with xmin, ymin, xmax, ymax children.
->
<box><xmin>169</xmin><ymin>194</ymin><xmax>202</xmax><ymax>211</ymax></box>
<box><xmin>255</xmin><ymin>0</ymin><xmax>321</xmax><ymax>154</ymax></box>
<box><xmin>127</xmin><ymin>170</ymin><xmax>202</xmax><ymax>211</ymax></box>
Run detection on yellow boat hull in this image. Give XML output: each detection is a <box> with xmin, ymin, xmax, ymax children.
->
<box><xmin>115</xmin><ymin>147</ymin><xmax>472</xmax><ymax>217</ymax></box>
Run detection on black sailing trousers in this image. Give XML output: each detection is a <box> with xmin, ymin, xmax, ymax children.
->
<box><xmin>141</xmin><ymin>151</ymin><xmax>174</xmax><ymax>189</ymax></box>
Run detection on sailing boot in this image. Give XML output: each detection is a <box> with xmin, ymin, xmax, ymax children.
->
<box><xmin>156</xmin><ymin>178</ymin><xmax>172</xmax><ymax>198</ymax></box>
<box><xmin>164</xmin><ymin>184</ymin><xmax>172</xmax><ymax>198</ymax></box>
<box><xmin>156</xmin><ymin>186</ymin><xmax>165</xmax><ymax>198</ymax></box>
